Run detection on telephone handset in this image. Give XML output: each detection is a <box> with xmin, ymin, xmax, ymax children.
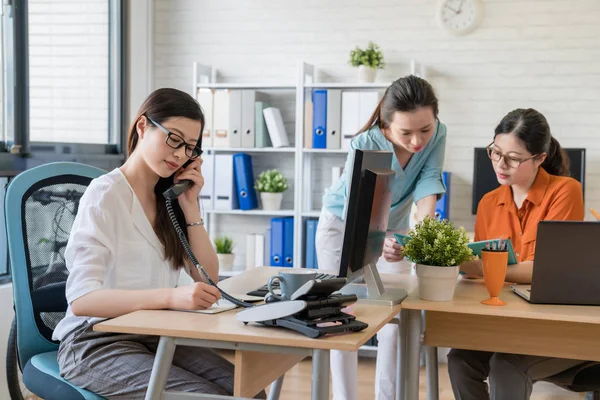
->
<box><xmin>163</xmin><ymin>159</ymin><xmax>194</xmax><ymax>200</ymax></box>
<box><xmin>161</xmin><ymin>157</ymin><xmax>253</xmax><ymax>308</ymax></box>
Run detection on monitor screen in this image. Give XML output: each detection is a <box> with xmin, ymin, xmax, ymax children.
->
<box><xmin>472</xmin><ymin>148</ymin><xmax>586</xmax><ymax>214</ymax></box>
<box><xmin>338</xmin><ymin>149</ymin><xmax>394</xmax><ymax>278</ymax></box>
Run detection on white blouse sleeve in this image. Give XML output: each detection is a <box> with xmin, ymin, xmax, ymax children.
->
<box><xmin>64</xmin><ymin>199</ymin><xmax>116</xmax><ymax>305</ymax></box>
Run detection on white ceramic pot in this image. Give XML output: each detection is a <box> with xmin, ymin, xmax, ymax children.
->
<box><xmin>358</xmin><ymin>65</ymin><xmax>377</xmax><ymax>83</ymax></box>
<box><xmin>260</xmin><ymin>192</ymin><xmax>283</xmax><ymax>210</ymax></box>
<box><xmin>415</xmin><ymin>264</ymin><xmax>460</xmax><ymax>302</ymax></box>
<box><xmin>217</xmin><ymin>253</ymin><xmax>234</xmax><ymax>271</ymax></box>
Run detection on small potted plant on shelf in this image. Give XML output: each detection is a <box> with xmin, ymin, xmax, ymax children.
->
<box><xmin>214</xmin><ymin>236</ymin><xmax>235</xmax><ymax>271</ymax></box>
<box><xmin>254</xmin><ymin>169</ymin><xmax>288</xmax><ymax>211</ymax></box>
<box><xmin>349</xmin><ymin>41</ymin><xmax>385</xmax><ymax>83</ymax></box>
<box><xmin>402</xmin><ymin>216</ymin><xmax>475</xmax><ymax>301</ymax></box>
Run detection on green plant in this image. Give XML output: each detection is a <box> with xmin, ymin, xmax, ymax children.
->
<box><xmin>402</xmin><ymin>216</ymin><xmax>475</xmax><ymax>267</ymax></box>
<box><xmin>349</xmin><ymin>42</ymin><xmax>385</xmax><ymax>69</ymax></box>
<box><xmin>214</xmin><ymin>236</ymin><xmax>234</xmax><ymax>254</ymax></box>
<box><xmin>254</xmin><ymin>169</ymin><xmax>288</xmax><ymax>193</ymax></box>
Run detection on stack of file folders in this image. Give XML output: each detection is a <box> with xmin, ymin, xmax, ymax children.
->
<box><xmin>200</xmin><ymin>152</ymin><xmax>258</xmax><ymax>211</ymax></box>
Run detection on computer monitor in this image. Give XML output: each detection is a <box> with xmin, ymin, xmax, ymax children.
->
<box><xmin>337</xmin><ymin>149</ymin><xmax>408</xmax><ymax>305</ymax></box>
<box><xmin>472</xmin><ymin>147</ymin><xmax>586</xmax><ymax>214</ymax></box>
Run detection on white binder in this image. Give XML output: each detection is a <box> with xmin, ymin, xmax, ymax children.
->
<box><xmin>199</xmin><ymin>153</ymin><xmax>214</xmax><ymax>210</ymax></box>
<box><xmin>213</xmin><ymin>90</ymin><xmax>242</xmax><ymax>148</ymax></box>
<box><xmin>359</xmin><ymin>91</ymin><xmax>380</xmax><ymax>130</ymax></box>
<box><xmin>196</xmin><ymin>89</ymin><xmax>214</xmax><ymax>148</ymax></box>
<box><xmin>262</xmin><ymin>107</ymin><xmax>290</xmax><ymax>148</ymax></box>
<box><xmin>254</xmin><ymin>234</ymin><xmax>265</xmax><ymax>268</ymax></box>
<box><xmin>241</xmin><ymin>90</ymin><xmax>256</xmax><ymax>148</ymax></box>
<box><xmin>304</xmin><ymin>98</ymin><xmax>313</xmax><ymax>148</ymax></box>
<box><xmin>341</xmin><ymin>91</ymin><xmax>360</xmax><ymax>151</ymax></box>
<box><xmin>214</xmin><ymin>154</ymin><xmax>238</xmax><ymax>210</ymax></box>
<box><xmin>326</xmin><ymin>89</ymin><xmax>341</xmax><ymax>149</ymax></box>
<box><xmin>246</xmin><ymin>234</ymin><xmax>256</xmax><ymax>270</ymax></box>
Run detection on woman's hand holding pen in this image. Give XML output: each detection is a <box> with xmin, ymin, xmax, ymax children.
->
<box><xmin>175</xmin><ymin>158</ymin><xmax>204</xmax><ymax>214</ymax></box>
<box><xmin>383</xmin><ymin>237</ymin><xmax>405</xmax><ymax>262</ymax></box>
<box><xmin>168</xmin><ymin>282</ymin><xmax>221</xmax><ymax>310</ymax></box>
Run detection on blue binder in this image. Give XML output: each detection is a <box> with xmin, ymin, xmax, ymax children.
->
<box><xmin>283</xmin><ymin>217</ymin><xmax>294</xmax><ymax>267</ymax></box>
<box><xmin>270</xmin><ymin>218</ymin><xmax>284</xmax><ymax>266</ymax></box>
<box><xmin>233</xmin><ymin>153</ymin><xmax>258</xmax><ymax>211</ymax></box>
<box><xmin>305</xmin><ymin>219</ymin><xmax>318</xmax><ymax>269</ymax></box>
<box><xmin>312</xmin><ymin>90</ymin><xmax>327</xmax><ymax>148</ymax></box>
<box><xmin>435</xmin><ymin>171</ymin><xmax>451</xmax><ymax>220</ymax></box>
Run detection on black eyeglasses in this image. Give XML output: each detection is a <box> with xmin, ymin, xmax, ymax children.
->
<box><xmin>146</xmin><ymin>116</ymin><xmax>203</xmax><ymax>159</ymax></box>
<box><xmin>486</xmin><ymin>142</ymin><xmax>539</xmax><ymax>169</ymax></box>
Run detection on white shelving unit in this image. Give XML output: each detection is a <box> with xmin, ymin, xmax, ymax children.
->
<box><xmin>205</xmin><ymin>209</ymin><xmax>295</xmax><ymax>217</ymax></box>
<box><xmin>192</xmin><ymin>61</ymin><xmax>402</xmax><ymax>269</ymax></box>
<box><xmin>209</xmin><ymin>147</ymin><xmax>295</xmax><ymax>153</ymax></box>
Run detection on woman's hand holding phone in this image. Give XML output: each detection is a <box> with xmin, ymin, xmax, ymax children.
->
<box><xmin>174</xmin><ymin>158</ymin><xmax>204</xmax><ymax>214</ymax></box>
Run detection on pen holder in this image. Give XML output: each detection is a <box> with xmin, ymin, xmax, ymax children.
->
<box><xmin>481</xmin><ymin>250</ymin><xmax>508</xmax><ymax>306</ymax></box>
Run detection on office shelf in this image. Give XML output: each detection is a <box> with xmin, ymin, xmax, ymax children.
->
<box><xmin>206</xmin><ymin>147</ymin><xmax>295</xmax><ymax>153</ymax></box>
<box><xmin>193</xmin><ymin>61</ymin><xmax>411</xmax><ymax>270</ymax></box>
<box><xmin>197</xmin><ymin>83</ymin><xmax>295</xmax><ymax>90</ymax></box>
<box><xmin>305</xmin><ymin>82</ymin><xmax>390</xmax><ymax>89</ymax></box>
<box><xmin>205</xmin><ymin>209</ymin><xmax>295</xmax><ymax>217</ymax></box>
<box><xmin>303</xmin><ymin>148</ymin><xmax>348</xmax><ymax>154</ymax></box>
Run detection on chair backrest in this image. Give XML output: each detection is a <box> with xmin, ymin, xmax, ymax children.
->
<box><xmin>5</xmin><ymin>162</ymin><xmax>106</xmax><ymax>367</ymax></box>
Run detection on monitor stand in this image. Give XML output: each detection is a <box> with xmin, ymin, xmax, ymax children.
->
<box><xmin>340</xmin><ymin>263</ymin><xmax>407</xmax><ymax>305</ymax></box>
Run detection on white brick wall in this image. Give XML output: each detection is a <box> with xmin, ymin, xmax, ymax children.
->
<box><xmin>29</xmin><ymin>0</ymin><xmax>109</xmax><ymax>143</ymax></box>
<box><xmin>154</xmin><ymin>0</ymin><xmax>600</xmax><ymax>238</ymax></box>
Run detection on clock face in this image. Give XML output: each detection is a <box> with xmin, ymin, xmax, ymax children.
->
<box><xmin>436</xmin><ymin>0</ymin><xmax>484</xmax><ymax>36</ymax></box>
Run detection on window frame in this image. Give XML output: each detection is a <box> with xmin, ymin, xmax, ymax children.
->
<box><xmin>0</xmin><ymin>0</ymin><xmax>126</xmax><ymax>282</ymax></box>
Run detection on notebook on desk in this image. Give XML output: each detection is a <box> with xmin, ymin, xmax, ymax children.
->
<box><xmin>510</xmin><ymin>221</ymin><xmax>600</xmax><ymax>305</ymax></box>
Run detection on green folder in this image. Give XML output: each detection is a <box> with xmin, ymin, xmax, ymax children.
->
<box><xmin>255</xmin><ymin>101</ymin><xmax>272</xmax><ymax>148</ymax></box>
<box><xmin>467</xmin><ymin>239</ymin><xmax>518</xmax><ymax>265</ymax></box>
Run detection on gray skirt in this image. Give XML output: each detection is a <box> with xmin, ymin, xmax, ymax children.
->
<box><xmin>57</xmin><ymin>321</ymin><xmax>265</xmax><ymax>399</ymax></box>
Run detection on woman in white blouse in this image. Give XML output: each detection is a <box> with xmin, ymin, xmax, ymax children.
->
<box><xmin>53</xmin><ymin>88</ymin><xmax>261</xmax><ymax>399</ymax></box>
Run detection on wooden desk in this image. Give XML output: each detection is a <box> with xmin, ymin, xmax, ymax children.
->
<box><xmin>400</xmin><ymin>277</ymin><xmax>600</xmax><ymax>400</ymax></box>
<box><xmin>95</xmin><ymin>267</ymin><xmax>403</xmax><ymax>400</ymax></box>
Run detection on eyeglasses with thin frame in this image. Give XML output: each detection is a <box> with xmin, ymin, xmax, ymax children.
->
<box><xmin>146</xmin><ymin>116</ymin><xmax>203</xmax><ymax>159</ymax></box>
<box><xmin>486</xmin><ymin>142</ymin><xmax>539</xmax><ymax>169</ymax></box>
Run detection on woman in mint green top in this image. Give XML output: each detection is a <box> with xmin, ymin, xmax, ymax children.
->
<box><xmin>322</xmin><ymin>120</ymin><xmax>447</xmax><ymax>231</ymax></box>
<box><xmin>315</xmin><ymin>75</ymin><xmax>447</xmax><ymax>400</ymax></box>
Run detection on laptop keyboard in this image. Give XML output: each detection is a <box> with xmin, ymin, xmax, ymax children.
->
<box><xmin>246</xmin><ymin>272</ymin><xmax>337</xmax><ymax>297</ymax></box>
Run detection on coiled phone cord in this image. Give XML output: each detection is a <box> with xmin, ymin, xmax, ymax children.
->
<box><xmin>165</xmin><ymin>198</ymin><xmax>254</xmax><ymax>308</ymax></box>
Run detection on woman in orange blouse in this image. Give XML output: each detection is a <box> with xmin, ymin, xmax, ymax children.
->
<box><xmin>448</xmin><ymin>109</ymin><xmax>587</xmax><ymax>400</ymax></box>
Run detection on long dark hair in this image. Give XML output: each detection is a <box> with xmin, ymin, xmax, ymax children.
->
<box><xmin>357</xmin><ymin>75</ymin><xmax>439</xmax><ymax>135</ymax></box>
<box><xmin>127</xmin><ymin>88</ymin><xmax>205</xmax><ymax>269</ymax></box>
<box><xmin>494</xmin><ymin>108</ymin><xmax>569</xmax><ymax>176</ymax></box>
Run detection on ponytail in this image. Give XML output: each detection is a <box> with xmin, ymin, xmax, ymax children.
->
<box><xmin>357</xmin><ymin>97</ymin><xmax>384</xmax><ymax>135</ymax></box>
<box><xmin>355</xmin><ymin>75</ymin><xmax>438</xmax><ymax>136</ymax></box>
<box><xmin>542</xmin><ymin>136</ymin><xmax>570</xmax><ymax>176</ymax></box>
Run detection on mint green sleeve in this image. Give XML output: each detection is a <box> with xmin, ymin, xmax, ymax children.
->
<box><xmin>413</xmin><ymin>128</ymin><xmax>447</xmax><ymax>202</ymax></box>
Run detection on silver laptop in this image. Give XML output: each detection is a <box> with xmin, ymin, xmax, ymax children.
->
<box><xmin>510</xmin><ymin>221</ymin><xmax>600</xmax><ymax>305</ymax></box>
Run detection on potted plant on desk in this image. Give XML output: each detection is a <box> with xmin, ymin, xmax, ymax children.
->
<box><xmin>349</xmin><ymin>41</ymin><xmax>385</xmax><ymax>83</ymax></box>
<box><xmin>214</xmin><ymin>236</ymin><xmax>235</xmax><ymax>272</ymax></box>
<box><xmin>402</xmin><ymin>216</ymin><xmax>475</xmax><ymax>301</ymax></box>
<box><xmin>255</xmin><ymin>169</ymin><xmax>288</xmax><ymax>211</ymax></box>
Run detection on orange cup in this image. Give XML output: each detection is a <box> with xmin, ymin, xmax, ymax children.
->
<box><xmin>481</xmin><ymin>250</ymin><xmax>508</xmax><ymax>306</ymax></box>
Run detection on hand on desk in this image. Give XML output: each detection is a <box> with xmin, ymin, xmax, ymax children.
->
<box><xmin>169</xmin><ymin>282</ymin><xmax>221</xmax><ymax>310</ymax></box>
<box><xmin>460</xmin><ymin>259</ymin><xmax>483</xmax><ymax>279</ymax></box>
<box><xmin>383</xmin><ymin>237</ymin><xmax>405</xmax><ymax>262</ymax></box>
